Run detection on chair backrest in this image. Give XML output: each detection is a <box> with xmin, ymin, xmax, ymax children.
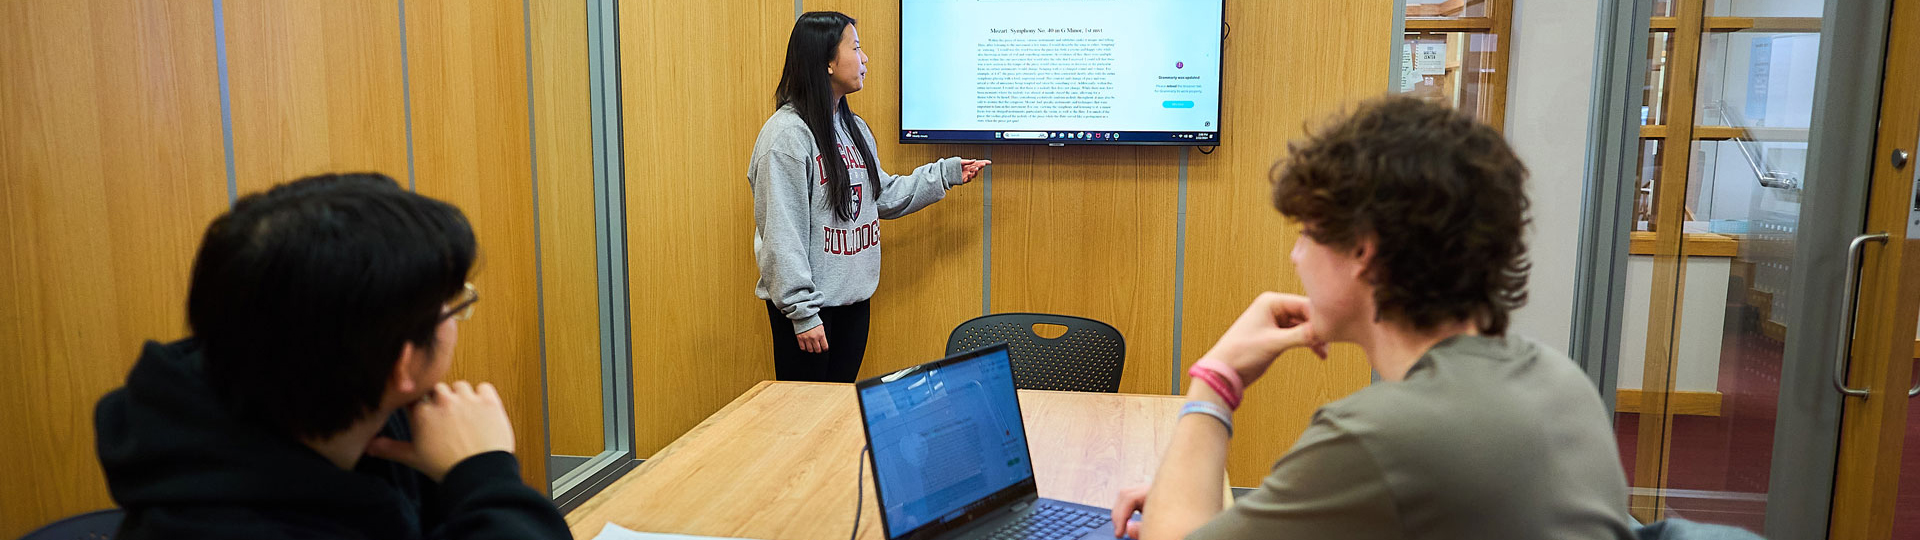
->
<box><xmin>946</xmin><ymin>313</ymin><xmax>1125</xmax><ymax>393</ymax></box>
<box><xmin>18</xmin><ymin>509</ymin><xmax>122</xmax><ymax>540</ymax></box>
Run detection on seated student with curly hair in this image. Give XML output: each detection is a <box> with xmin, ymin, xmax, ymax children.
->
<box><xmin>1113</xmin><ymin>96</ymin><xmax>1636</xmax><ymax>540</ymax></box>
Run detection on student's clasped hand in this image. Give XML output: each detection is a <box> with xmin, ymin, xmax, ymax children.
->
<box><xmin>367</xmin><ymin>381</ymin><xmax>517</xmax><ymax>482</ymax></box>
<box><xmin>1199</xmin><ymin>292</ymin><xmax>1327</xmax><ymax>386</ymax></box>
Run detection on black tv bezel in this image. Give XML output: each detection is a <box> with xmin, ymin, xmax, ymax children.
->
<box><xmin>894</xmin><ymin>0</ymin><xmax>1226</xmax><ymax>147</ymax></box>
<box><xmin>853</xmin><ymin>342</ymin><xmax>1041</xmax><ymax>540</ymax></box>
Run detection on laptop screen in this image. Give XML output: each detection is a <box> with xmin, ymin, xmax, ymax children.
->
<box><xmin>856</xmin><ymin>345</ymin><xmax>1037</xmax><ymax>539</ymax></box>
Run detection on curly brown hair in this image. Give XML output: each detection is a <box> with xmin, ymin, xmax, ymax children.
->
<box><xmin>1271</xmin><ymin>96</ymin><xmax>1531</xmax><ymax>335</ymax></box>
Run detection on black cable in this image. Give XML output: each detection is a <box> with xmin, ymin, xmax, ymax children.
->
<box><xmin>852</xmin><ymin>444</ymin><xmax>871</xmax><ymax>540</ymax></box>
<box><xmin>1197</xmin><ymin>146</ymin><xmax>1217</xmax><ymax>154</ymax></box>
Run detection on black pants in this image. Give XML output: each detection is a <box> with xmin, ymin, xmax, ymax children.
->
<box><xmin>766</xmin><ymin>300</ymin><xmax>871</xmax><ymax>383</ymax></box>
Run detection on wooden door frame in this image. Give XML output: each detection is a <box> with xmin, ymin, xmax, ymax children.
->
<box><xmin>1828</xmin><ymin>0</ymin><xmax>1920</xmax><ymax>536</ymax></box>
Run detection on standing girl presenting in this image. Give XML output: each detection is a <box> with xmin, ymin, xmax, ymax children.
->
<box><xmin>749</xmin><ymin>11</ymin><xmax>989</xmax><ymax>382</ymax></box>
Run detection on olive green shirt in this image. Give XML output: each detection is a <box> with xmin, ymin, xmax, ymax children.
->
<box><xmin>1187</xmin><ymin>335</ymin><xmax>1636</xmax><ymax>540</ymax></box>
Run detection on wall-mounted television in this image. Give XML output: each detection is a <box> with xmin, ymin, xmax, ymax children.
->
<box><xmin>899</xmin><ymin>0</ymin><xmax>1225</xmax><ymax>146</ymax></box>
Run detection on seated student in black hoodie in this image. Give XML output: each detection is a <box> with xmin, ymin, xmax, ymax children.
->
<box><xmin>94</xmin><ymin>173</ymin><xmax>571</xmax><ymax>540</ymax></box>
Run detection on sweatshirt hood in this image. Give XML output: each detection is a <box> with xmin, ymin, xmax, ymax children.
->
<box><xmin>95</xmin><ymin>339</ymin><xmax>416</xmax><ymax>534</ymax></box>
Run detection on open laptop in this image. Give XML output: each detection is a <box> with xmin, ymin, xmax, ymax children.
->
<box><xmin>855</xmin><ymin>343</ymin><xmax>1114</xmax><ymax>540</ymax></box>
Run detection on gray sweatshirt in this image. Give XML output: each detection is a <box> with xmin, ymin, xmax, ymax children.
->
<box><xmin>749</xmin><ymin>105</ymin><xmax>964</xmax><ymax>334</ymax></box>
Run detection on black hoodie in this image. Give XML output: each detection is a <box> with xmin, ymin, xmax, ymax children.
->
<box><xmin>95</xmin><ymin>339</ymin><xmax>572</xmax><ymax>540</ymax></box>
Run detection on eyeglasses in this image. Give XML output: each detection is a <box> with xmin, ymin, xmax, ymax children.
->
<box><xmin>442</xmin><ymin>282</ymin><xmax>479</xmax><ymax>322</ymax></box>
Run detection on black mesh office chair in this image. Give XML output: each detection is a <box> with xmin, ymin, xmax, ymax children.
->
<box><xmin>18</xmin><ymin>509</ymin><xmax>121</xmax><ymax>540</ymax></box>
<box><xmin>946</xmin><ymin>313</ymin><xmax>1125</xmax><ymax>393</ymax></box>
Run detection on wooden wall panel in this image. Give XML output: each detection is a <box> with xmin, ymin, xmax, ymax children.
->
<box><xmin>225</xmin><ymin>0</ymin><xmax>409</xmax><ymax>193</ymax></box>
<box><xmin>802</xmin><ymin>0</ymin><xmax>991</xmax><ymax>379</ymax></box>
<box><xmin>989</xmin><ymin>145</ymin><xmax>1181</xmax><ymax>395</ymax></box>
<box><xmin>531</xmin><ymin>0</ymin><xmax>605</xmax><ymax>458</ymax></box>
<box><xmin>0</xmin><ymin>1</ymin><xmax>228</xmax><ymax>536</ymax></box>
<box><xmin>622</xmin><ymin>0</ymin><xmax>791</xmax><ymax>456</ymax></box>
<box><xmin>1179</xmin><ymin>0</ymin><xmax>1390</xmax><ymax>484</ymax></box>
<box><xmin>404</xmin><ymin>0</ymin><xmax>548</xmax><ymax>488</ymax></box>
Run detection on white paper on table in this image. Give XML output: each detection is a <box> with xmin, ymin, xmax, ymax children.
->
<box><xmin>590</xmin><ymin>522</ymin><xmax>760</xmax><ymax>540</ymax></box>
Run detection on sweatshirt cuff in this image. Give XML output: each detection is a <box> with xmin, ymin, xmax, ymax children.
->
<box><xmin>440</xmin><ymin>451</ymin><xmax>524</xmax><ymax>497</ymax></box>
<box><xmin>791</xmin><ymin>314</ymin><xmax>824</xmax><ymax>334</ymax></box>
<box><xmin>939</xmin><ymin>157</ymin><xmax>965</xmax><ymax>188</ymax></box>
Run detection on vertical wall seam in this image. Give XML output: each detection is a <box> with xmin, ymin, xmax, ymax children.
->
<box><xmin>522</xmin><ymin>0</ymin><xmax>553</xmax><ymax>493</ymax></box>
<box><xmin>214</xmin><ymin>0</ymin><xmax>237</xmax><ymax>205</ymax></box>
<box><xmin>398</xmin><ymin>0</ymin><xmax>418</xmax><ymax>191</ymax></box>
<box><xmin>1172</xmin><ymin>147</ymin><xmax>1189</xmax><ymax>394</ymax></box>
<box><xmin>982</xmin><ymin>147</ymin><xmax>993</xmax><ymax>316</ymax></box>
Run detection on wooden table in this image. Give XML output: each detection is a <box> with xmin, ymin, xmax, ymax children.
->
<box><xmin>568</xmin><ymin>381</ymin><xmax>1217</xmax><ymax>540</ymax></box>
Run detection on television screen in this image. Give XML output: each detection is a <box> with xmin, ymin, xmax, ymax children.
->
<box><xmin>899</xmin><ymin>0</ymin><xmax>1225</xmax><ymax>146</ymax></box>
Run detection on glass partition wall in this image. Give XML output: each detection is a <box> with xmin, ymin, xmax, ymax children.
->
<box><xmin>542</xmin><ymin>0</ymin><xmax>638</xmax><ymax>512</ymax></box>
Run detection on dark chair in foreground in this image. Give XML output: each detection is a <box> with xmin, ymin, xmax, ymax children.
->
<box><xmin>946</xmin><ymin>313</ymin><xmax>1125</xmax><ymax>393</ymax></box>
<box><xmin>19</xmin><ymin>509</ymin><xmax>122</xmax><ymax>540</ymax></box>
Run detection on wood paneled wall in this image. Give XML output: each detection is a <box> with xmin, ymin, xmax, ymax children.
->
<box><xmin>988</xmin><ymin>145</ymin><xmax>1180</xmax><ymax>396</ymax></box>
<box><xmin>1179</xmin><ymin>1</ymin><xmax>1391</xmax><ymax>484</ymax></box>
<box><xmin>0</xmin><ymin>2</ymin><xmax>228</xmax><ymax>536</ymax></box>
<box><xmin>225</xmin><ymin>0</ymin><xmax>409</xmax><ymax>191</ymax></box>
<box><xmin>620</xmin><ymin>0</ymin><xmax>791</xmax><ymax>455</ymax></box>
<box><xmin>620</xmin><ymin>0</ymin><xmax>1390</xmax><ymax>487</ymax></box>
<box><xmin>400</xmin><ymin>0</ymin><xmax>549</xmax><ymax>490</ymax></box>
<box><xmin>531</xmin><ymin>0</ymin><xmax>606</xmax><ymax>457</ymax></box>
<box><xmin>1</xmin><ymin>1</ymin><xmax>596</xmax><ymax>535</ymax></box>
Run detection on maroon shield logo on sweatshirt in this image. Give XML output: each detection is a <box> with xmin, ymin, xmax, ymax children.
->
<box><xmin>849</xmin><ymin>183</ymin><xmax>863</xmax><ymax>217</ymax></box>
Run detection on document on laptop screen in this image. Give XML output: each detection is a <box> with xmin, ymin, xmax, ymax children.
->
<box><xmin>859</xmin><ymin>349</ymin><xmax>1036</xmax><ymax>537</ymax></box>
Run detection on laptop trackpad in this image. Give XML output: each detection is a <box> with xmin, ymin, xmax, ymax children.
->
<box><xmin>1065</xmin><ymin>525</ymin><xmax>1113</xmax><ymax>540</ymax></box>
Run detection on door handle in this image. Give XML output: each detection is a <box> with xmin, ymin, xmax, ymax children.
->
<box><xmin>1910</xmin><ymin>354</ymin><xmax>1919</xmax><ymax>397</ymax></box>
<box><xmin>1911</xmin><ymin>362</ymin><xmax>1919</xmax><ymax>397</ymax></box>
<box><xmin>1834</xmin><ymin>233</ymin><xmax>1889</xmax><ymax>398</ymax></box>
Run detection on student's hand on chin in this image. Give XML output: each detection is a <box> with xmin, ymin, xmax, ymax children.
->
<box><xmin>1200</xmin><ymin>292</ymin><xmax>1326</xmax><ymax>386</ymax></box>
<box><xmin>367</xmin><ymin>381</ymin><xmax>517</xmax><ymax>482</ymax></box>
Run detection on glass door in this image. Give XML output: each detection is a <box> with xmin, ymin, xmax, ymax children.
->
<box><xmin>1602</xmin><ymin>0</ymin><xmax>1918</xmax><ymax>536</ymax></box>
<box><xmin>1616</xmin><ymin>0</ymin><xmax>1824</xmax><ymax>529</ymax></box>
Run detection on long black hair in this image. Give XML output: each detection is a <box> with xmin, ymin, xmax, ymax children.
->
<box><xmin>775</xmin><ymin>11</ymin><xmax>882</xmax><ymax>222</ymax></box>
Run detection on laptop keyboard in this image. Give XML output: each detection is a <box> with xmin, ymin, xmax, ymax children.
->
<box><xmin>986</xmin><ymin>505</ymin><xmax>1111</xmax><ymax>540</ymax></box>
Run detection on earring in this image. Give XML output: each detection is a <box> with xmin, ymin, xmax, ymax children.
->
<box><xmin>828</xmin><ymin>67</ymin><xmax>834</xmax><ymax>75</ymax></box>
